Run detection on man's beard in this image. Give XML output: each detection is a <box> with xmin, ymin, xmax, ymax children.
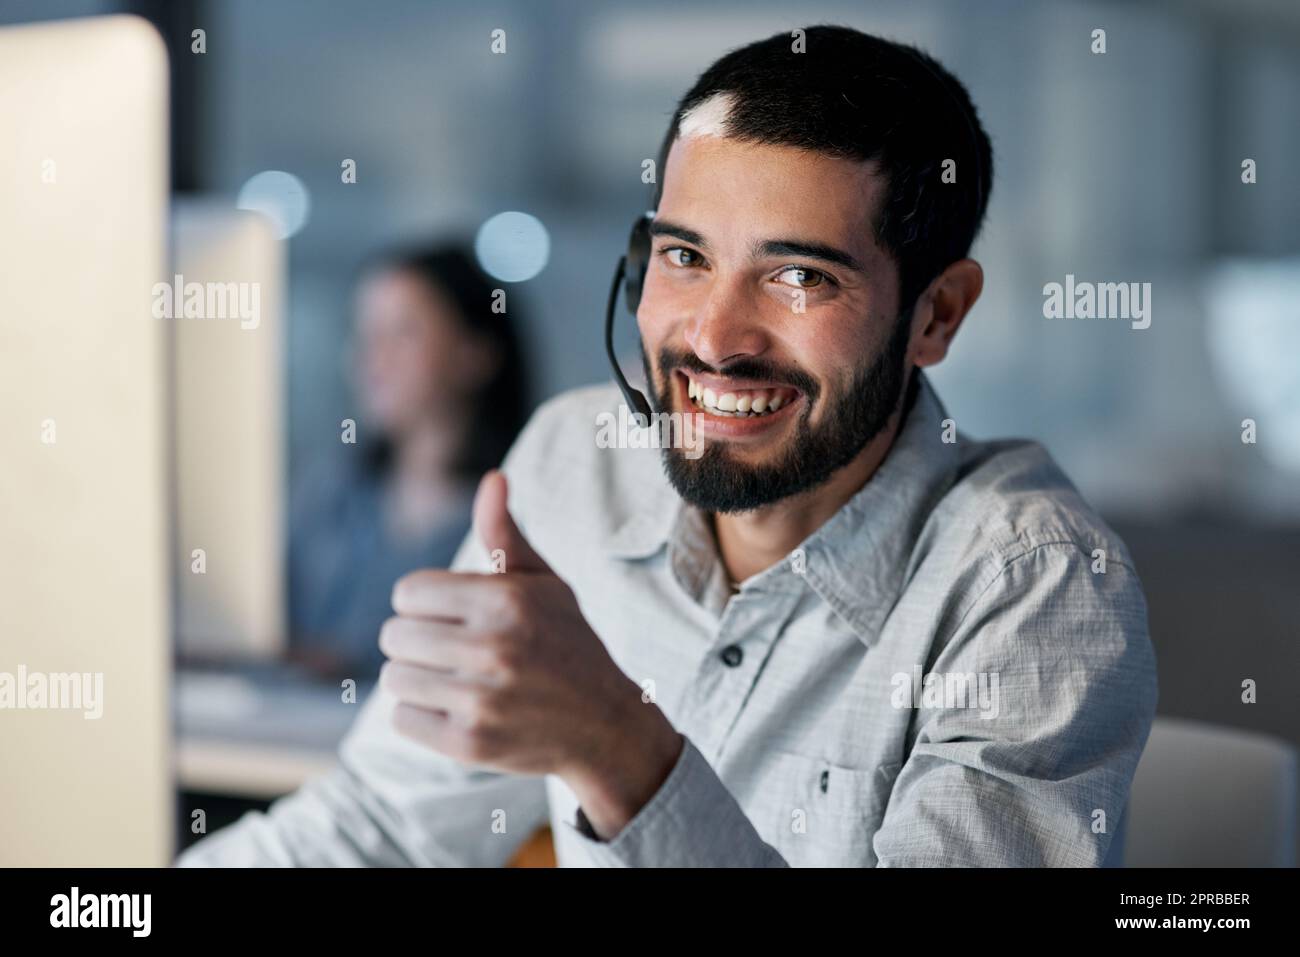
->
<box><xmin>645</xmin><ymin>316</ymin><xmax>913</xmax><ymax>514</ymax></box>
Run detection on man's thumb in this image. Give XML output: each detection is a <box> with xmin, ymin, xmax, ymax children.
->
<box><xmin>473</xmin><ymin>469</ymin><xmax>549</xmax><ymax>574</ymax></box>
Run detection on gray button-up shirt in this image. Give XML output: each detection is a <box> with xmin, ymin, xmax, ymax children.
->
<box><xmin>178</xmin><ymin>371</ymin><xmax>1157</xmax><ymax>867</ymax></box>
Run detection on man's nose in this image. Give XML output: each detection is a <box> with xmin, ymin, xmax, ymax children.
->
<box><xmin>683</xmin><ymin>274</ymin><xmax>769</xmax><ymax>368</ymax></box>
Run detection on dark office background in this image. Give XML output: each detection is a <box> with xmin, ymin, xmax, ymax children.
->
<box><xmin>5</xmin><ymin>0</ymin><xmax>1297</xmax><ymax>760</ymax></box>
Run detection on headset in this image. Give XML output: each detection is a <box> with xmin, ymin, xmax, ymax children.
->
<box><xmin>604</xmin><ymin>212</ymin><xmax>656</xmax><ymax>426</ymax></box>
<box><xmin>604</xmin><ymin>46</ymin><xmax>985</xmax><ymax>428</ymax></box>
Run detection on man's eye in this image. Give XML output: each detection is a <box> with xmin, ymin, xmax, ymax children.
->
<box><xmin>775</xmin><ymin>266</ymin><xmax>829</xmax><ymax>289</ymax></box>
<box><xmin>663</xmin><ymin>247</ymin><xmax>704</xmax><ymax>268</ymax></box>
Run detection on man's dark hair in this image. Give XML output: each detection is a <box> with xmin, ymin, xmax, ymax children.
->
<box><xmin>653</xmin><ymin>24</ymin><xmax>994</xmax><ymax>323</ymax></box>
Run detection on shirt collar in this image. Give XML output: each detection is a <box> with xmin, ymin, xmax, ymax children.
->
<box><xmin>602</xmin><ymin>370</ymin><xmax>962</xmax><ymax>647</ymax></box>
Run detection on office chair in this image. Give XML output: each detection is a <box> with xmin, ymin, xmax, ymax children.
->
<box><xmin>1122</xmin><ymin>716</ymin><xmax>1298</xmax><ymax>867</ymax></box>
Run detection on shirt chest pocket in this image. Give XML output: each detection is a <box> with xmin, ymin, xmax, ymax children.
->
<box><xmin>749</xmin><ymin>751</ymin><xmax>903</xmax><ymax>867</ymax></box>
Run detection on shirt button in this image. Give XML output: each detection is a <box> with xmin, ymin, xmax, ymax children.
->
<box><xmin>719</xmin><ymin>644</ymin><xmax>744</xmax><ymax>667</ymax></box>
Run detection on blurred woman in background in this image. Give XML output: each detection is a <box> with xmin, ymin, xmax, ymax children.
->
<box><xmin>288</xmin><ymin>243</ymin><xmax>530</xmax><ymax>680</ymax></box>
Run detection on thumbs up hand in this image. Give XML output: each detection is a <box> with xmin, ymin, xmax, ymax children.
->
<box><xmin>382</xmin><ymin>470</ymin><xmax>684</xmax><ymax>839</ymax></box>
<box><xmin>471</xmin><ymin>468</ymin><xmax>550</xmax><ymax>575</ymax></box>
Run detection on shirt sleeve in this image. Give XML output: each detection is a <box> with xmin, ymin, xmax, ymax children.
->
<box><xmin>871</xmin><ymin>542</ymin><xmax>1158</xmax><ymax>867</ymax></box>
<box><xmin>176</xmin><ymin>682</ymin><xmax>550</xmax><ymax>867</ymax></box>
<box><xmin>558</xmin><ymin>735</ymin><xmax>789</xmax><ymax>867</ymax></box>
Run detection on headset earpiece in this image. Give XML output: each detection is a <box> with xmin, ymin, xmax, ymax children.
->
<box><xmin>603</xmin><ymin>211</ymin><xmax>656</xmax><ymax>423</ymax></box>
<box><xmin>623</xmin><ymin>212</ymin><xmax>653</xmax><ymax>314</ymax></box>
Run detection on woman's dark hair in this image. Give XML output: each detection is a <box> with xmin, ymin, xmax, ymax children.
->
<box><xmin>653</xmin><ymin>24</ymin><xmax>994</xmax><ymax>325</ymax></box>
<box><xmin>357</xmin><ymin>242</ymin><xmax>531</xmax><ymax>481</ymax></box>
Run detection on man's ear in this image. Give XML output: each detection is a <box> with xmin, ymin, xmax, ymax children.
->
<box><xmin>910</xmin><ymin>258</ymin><xmax>983</xmax><ymax>369</ymax></box>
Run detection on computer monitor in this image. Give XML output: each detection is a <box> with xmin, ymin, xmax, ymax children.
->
<box><xmin>0</xmin><ymin>15</ymin><xmax>172</xmax><ymax>865</ymax></box>
<box><xmin>171</xmin><ymin>202</ymin><xmax>287</xmax><ymax>661</ymax></box>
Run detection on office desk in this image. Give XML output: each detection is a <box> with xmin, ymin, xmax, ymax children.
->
<box><xmin>175</xmin><ymin>667</ymin><xmax>369</xmax><ymax>799</ymax></box>
<box><xmin>174</xmin><ymin>667</ymin><xmax>556</xmax><ymax>864</ymax></box>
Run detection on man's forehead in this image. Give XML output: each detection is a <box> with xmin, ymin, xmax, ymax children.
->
<box><xmin>660</xmin><ymin>134</ymin><xmax>885</xmax><ymax>251</ymax></box>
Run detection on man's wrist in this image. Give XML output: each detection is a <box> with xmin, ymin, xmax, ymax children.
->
<box><xmin>561</xmin><ymin>693</ymin><xmax>684</xmax><ymax>841</ymax></box>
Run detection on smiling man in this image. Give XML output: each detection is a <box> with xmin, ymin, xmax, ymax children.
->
<box><xmin>180</xmin><ymin>25</ymin><xmax>1157</xmax><ymax>868</ymax></box>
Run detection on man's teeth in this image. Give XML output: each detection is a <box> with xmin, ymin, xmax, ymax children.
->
<box><xmin>685</xmin><ymin>377</ymin><xmax>792</xmax><ymax>417</ymax></box>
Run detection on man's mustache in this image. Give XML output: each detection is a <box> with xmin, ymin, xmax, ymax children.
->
<box><xmin>656</xmin><ymin>348</ymin><xmax>820</xmax><ymax>400</ymax></box>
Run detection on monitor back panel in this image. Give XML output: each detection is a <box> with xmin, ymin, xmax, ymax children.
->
<box><xmin>0</xmin><ymin>15</ymin><xmax>172</xmax><ymax>866</ymax></box>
